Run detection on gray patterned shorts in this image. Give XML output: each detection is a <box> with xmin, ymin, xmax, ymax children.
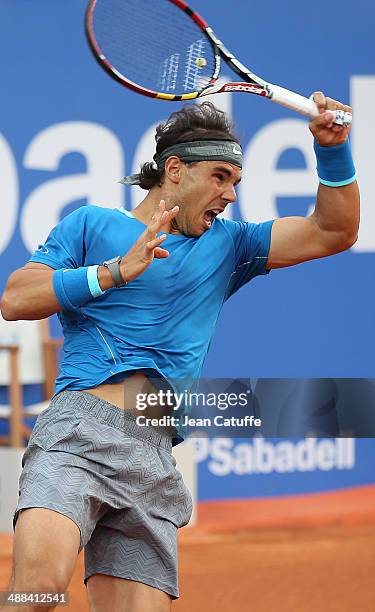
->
<box><xmin>13</xmin><ymin>390</ymin><xmax>193</xmax><ymax>599</ymax></box>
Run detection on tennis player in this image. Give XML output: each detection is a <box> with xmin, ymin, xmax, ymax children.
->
<box><xmin>0</xmin><ymin>94</ymin><xmax>359</xmax><ymax>612</ymax></box>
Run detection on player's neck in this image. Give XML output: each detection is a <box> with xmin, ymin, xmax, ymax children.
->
<box><xmin>133</xmin><ymin>189</ymin><xmax>180</xmax><ymax>234</ymax></box>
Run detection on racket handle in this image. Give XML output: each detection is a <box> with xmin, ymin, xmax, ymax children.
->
<box><xmin>269</xmin><ymin>84</ymin><xmax>352</xmax><ymax>127</ymax></box>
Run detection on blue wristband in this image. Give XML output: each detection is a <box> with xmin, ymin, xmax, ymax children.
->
<box><xmin>314</xmin><ymin>140</ymin><xmax>356</xmax><ymax>187</ymax></box>
<box><xmin>87</xmin><ymin>265</ymin><xmax>105</xmax><ymax>298</ymax></box>
<box><xmin>53</xmin><ymin>267</ymin><xmax>95</xmax><ymax>312</ymax></box>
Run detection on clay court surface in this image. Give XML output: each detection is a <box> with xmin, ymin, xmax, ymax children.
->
<box><xmin>1</xmin><ymin>486</ymin><xmax>375</xmax><ymax>611</ymax></box>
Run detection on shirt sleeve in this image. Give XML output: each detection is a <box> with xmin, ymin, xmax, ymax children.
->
<box><xmin>29</xmin><ymin>206</ymin><xmax>88</xmax><ymax>270</ymax></box>
<box><xmin>224</xmin><ymin>219</ymin><xmax>274</xmax><ymax>300</ymax></box>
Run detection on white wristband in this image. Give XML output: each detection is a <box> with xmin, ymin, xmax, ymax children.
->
<box><xmin>87</xmin><ymin>265</ymin><xmax>105</xmax><ymax>298</ymax></box>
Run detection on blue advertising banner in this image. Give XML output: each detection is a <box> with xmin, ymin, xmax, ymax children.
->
<box><xmin>194</xmin><ymin>437</ymin><xmax>375</xmax><ymax>500</ymax></box>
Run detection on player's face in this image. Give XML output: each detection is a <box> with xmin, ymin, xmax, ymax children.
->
<box><xmin>172</xmin><ymin>161</ymin><xmax>242</xmax><ymax>237</ymax></box>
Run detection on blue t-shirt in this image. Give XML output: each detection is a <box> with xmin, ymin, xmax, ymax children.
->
<box><xmin>30</xmin><ymin>205</ymin><xmax>274</xmax><ymax>444</ymax></box>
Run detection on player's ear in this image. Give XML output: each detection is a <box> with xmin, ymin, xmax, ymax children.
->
<box><xmin>164</xmin><ymin>156</ymin><xmax>184</xmax><ymax>184</ymax></box>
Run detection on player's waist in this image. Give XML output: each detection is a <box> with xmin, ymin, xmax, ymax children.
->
<box><xmin>79</xmin><ymin>373</ymin><xmax>176</xmax><ymax>420</ymax></box>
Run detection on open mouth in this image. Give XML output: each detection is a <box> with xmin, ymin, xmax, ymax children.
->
<box><xmin>203</xmin><ymin>210</ymin><xmax>219</xmax><ymax>229</ymax></box>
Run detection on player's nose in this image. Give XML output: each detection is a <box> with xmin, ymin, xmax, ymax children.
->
<box><xmin>222</xmin><ymin>184</ymin><xmax>237</xmax><ymax>203</ymax></box>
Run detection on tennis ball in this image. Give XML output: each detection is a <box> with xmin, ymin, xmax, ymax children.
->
<box><xmin>195</xmin><ymin>57</ymin><xmax>207</xmax><ymax>68</ymax></box>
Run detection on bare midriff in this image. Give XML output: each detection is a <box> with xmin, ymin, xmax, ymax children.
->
<box><xmin>81</xmin><ymin>373</ymin><xmax>152</xmax><ymax>412</ymax></box>
<box><xmin>80</xmin><ymin>372</ymin><xmax>177</xmax><ymax>435</ymax></box>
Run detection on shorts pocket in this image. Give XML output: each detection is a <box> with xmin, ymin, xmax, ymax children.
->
<box><xmin>28</xmin><ymin>407</ymin><xmax>84</xmax><ymax>452</ymax></box>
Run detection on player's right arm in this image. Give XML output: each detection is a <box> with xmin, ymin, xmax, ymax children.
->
<box><xmin>1</xmin><ymin>261</ymin><xmax>118</xmax><ymax>320</ymax></box>
<box><xmin>1</xmin><ymin>200</ymin><xmax>178</xmax><ymax>321</ymax></box>
<box><xmin>1</xmin><ymin>262</ymin><xmax>62</xmax><ymax>320</ymax></box>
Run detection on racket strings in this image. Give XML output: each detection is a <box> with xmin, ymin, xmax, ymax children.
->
<box><xmin>91</xmin><ymin>0</ymin><xmax>217</xmax><ymax>94</ymax></box>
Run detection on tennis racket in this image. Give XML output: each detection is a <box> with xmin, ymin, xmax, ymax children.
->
<box><xmin>85</xmin><ymin>0</ymin><xmax>351</xmax><ymax>127</ymax></box>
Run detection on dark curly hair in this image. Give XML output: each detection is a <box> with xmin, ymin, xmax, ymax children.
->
<box><xmin>138</xmin><ymin>102</ymin><xmax>240</xmax><ymax>190</ymax></box>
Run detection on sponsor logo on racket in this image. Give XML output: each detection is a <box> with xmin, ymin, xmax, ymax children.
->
<box><xmin>223</xmin><ymin>83</ymin><xmax>266</xmax><ymax>94</ymax></box>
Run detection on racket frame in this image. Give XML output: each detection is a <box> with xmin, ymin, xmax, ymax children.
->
<box><xmin>85</xmin><ymin>0</ymin><xmax>317</xmax><ymax>101</ymax></box>
<box><xmin>85</xmin><ymin>0</ymin><xmax>352</xmax><ymax>126</ymax></box>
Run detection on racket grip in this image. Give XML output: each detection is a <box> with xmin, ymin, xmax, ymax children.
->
<box><xmin>269</xmin><ymin>84</ymin><xmax>352</xmax><ymax>127</ymax></box>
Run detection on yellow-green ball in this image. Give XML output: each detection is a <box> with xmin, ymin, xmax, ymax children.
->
<box><xmin>195</xmin><ymin>57</ymin><xmax>207</xmax><ymax>68</ymax></box>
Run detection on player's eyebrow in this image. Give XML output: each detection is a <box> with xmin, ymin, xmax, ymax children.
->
<box><xmin>212</xmin><ymin>166</ymin><xmax>242</xmax><ymax>186</ymax></box>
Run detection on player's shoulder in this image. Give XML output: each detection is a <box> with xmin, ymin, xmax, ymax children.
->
<box><xmin>78</xmin><ymin>204</ymin><xmax>119</xmax><ymax>219</ymax></box>
<box><xmin>62</xmin><ymin>204</ymin><xmax>121</xmax><ymax>226</ymax></box>
<box><xmin>214</xmin><ymin>217</ymin><xmax>251</xmax><ymax>238</ymax></box>
<box><xmin>214</xmin><ymin>217</ymin><xmax>274</xmax><ymax>250</ymax></box>
<box><xmin>216</xmin><ymin>217</ymin><xmax>272</xmax><ymax>234</ymax></box>
<box><xmin>53</xmin><ymin>206</ymin><xmax>125</xmax><ymax>243</ymax></box>
<box><xmin>216</xmin><ymin>218</ymin><xmax>243</xmax><ymax>230</ymax></box>
<box><xmin>209</xmin><ymin>218</ymin><xmax>246</xmax><ymax>252</ymax></box>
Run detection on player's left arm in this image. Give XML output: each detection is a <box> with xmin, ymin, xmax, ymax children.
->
<box><xmin>266</xmin><ymin>91</ymin><xmax>360</xmax><ymax>269</ymax></box>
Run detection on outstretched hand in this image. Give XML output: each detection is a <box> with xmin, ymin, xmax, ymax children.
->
<box><xmin>120</xmin><ymin>200</ymin><xmax>179</xmax><ymax>283</ymax></box>
<box><xmin>309</xmin><ymin>91</ymin><xmax>352</xmax><ymax>147</ymax></box>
